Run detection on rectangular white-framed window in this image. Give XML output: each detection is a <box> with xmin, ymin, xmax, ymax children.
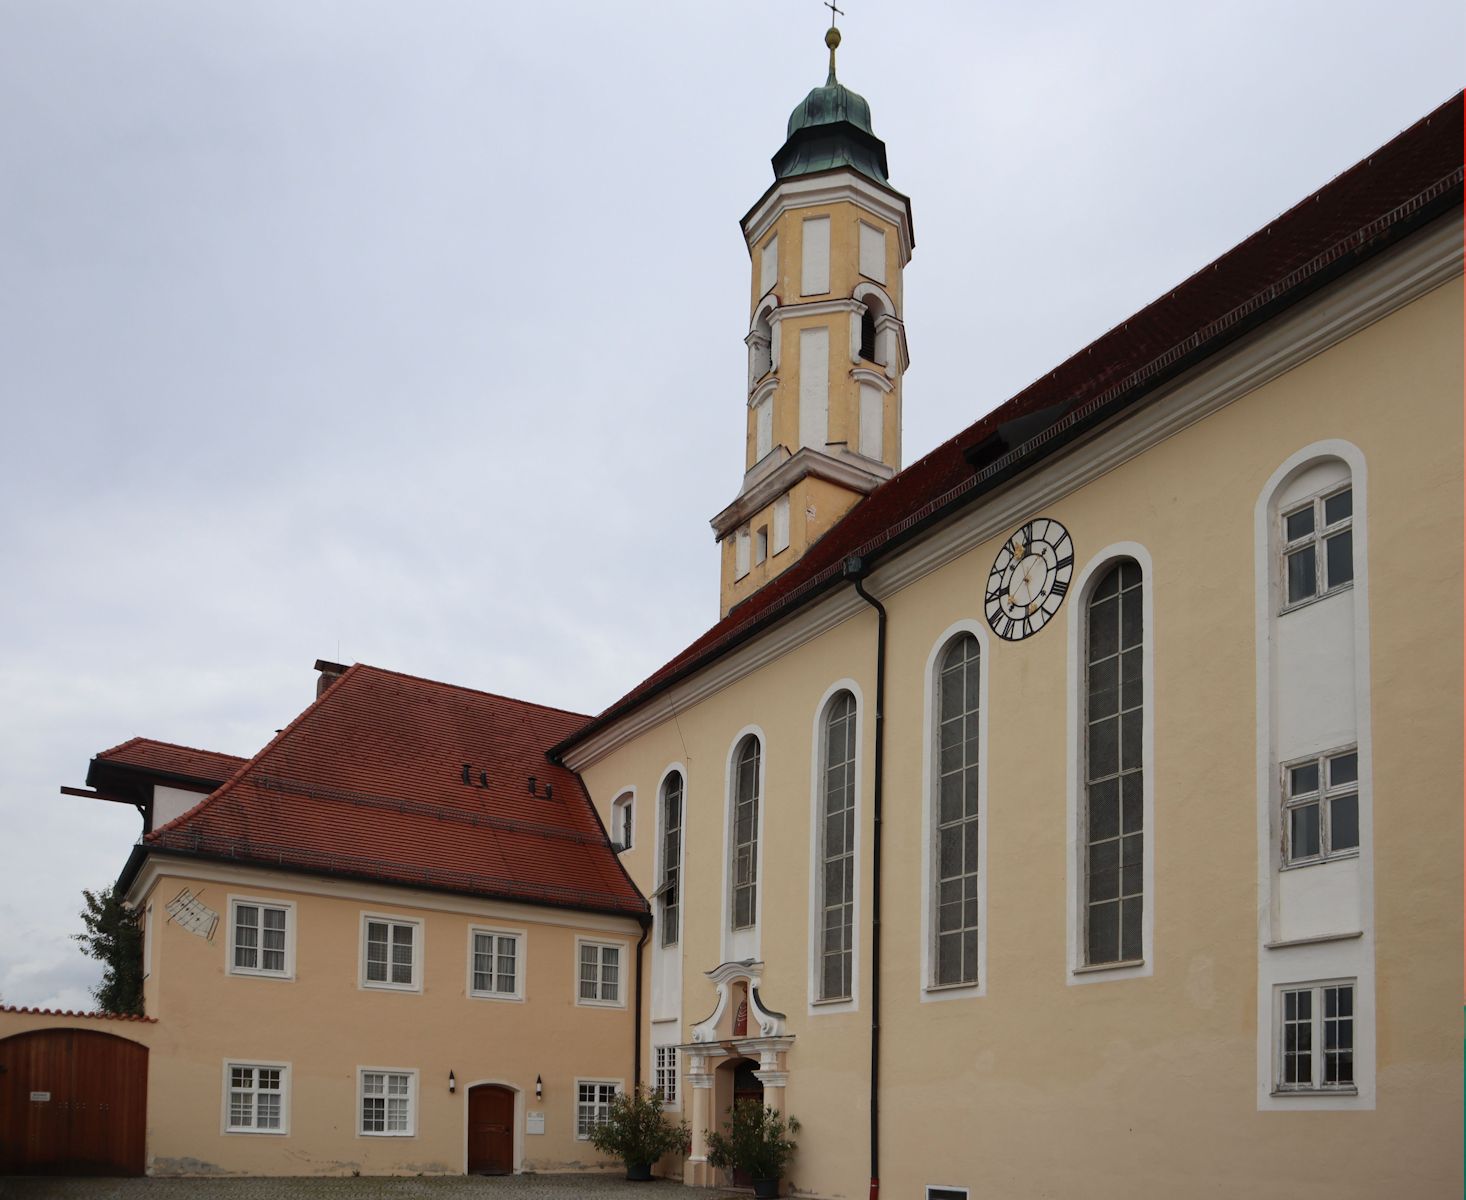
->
<box><xmin>575</xmin><ymin>1079</ymin><xmax>621</xmax><ymax>1139</ymax></box>
<box><xmin>800</xmin><ymin>215</ymin><xmax>830</xmax><ymax>295</ymax></box>
<box><xmin>858</xmin><ymin>221</ymin><xmax>887</xmax><ymax>284</ymax></box>
<box><xmin>1281</xmin><ymin>746</ymin><xmax>1360</xmax><ymax>867</ymax></box>
<box><xmin>467</xmin><ymin>926</ymin><xmax>524</xmax><ymax>1001</ymax></box>
<box><xmin>360</xmin><ymin>913</ymin><xmax>422</xmax><ymax>991</ymax></box>
<box><xmin>772</xmin><ymin>497</ymin><xmax>790</xmax><ymax>555</ymax></box>
<box><xmin>755</xmin><ymin>526</ymin><xmax>769</xmax><ymax>566</ymax></box>
<box><xmin>654</xmin><ymin>1045</ymin><xmax>678</xmax><ymax>1107</ymax></box>
<box><xmin>223</xmin><ymin>1060</ymin><xmax>289</xmax><ymax>1135</ymax></box>
<box><xmin>1274</xmin><ymin>980</ymin><xmax>1357</xmax><ymax>1095</ymax></box>
<box><xmin>735</xmin><ymin>528</ymin><xmax>751</xmax><ymax>580</ymax></box>
<box><xmin>1280</xmin><ymin>484</ymin><xmax>1353</xmax><ymax>611</ymax></box>
<box><xmin>576</xmin><ymin>938</ymin><xmax>626</xmax><ymax>1007</ymax></box>
<box><xmin>760</xmin><ymin>234</ymin><xmax>778</xmax><ymax>295</ymax></box>
<box><xmin>358</xmin><ymin>1068</ymin><xmax>417</xmax><ymax>1136</ymax></box>
<box><xmin>228</xmin><ymin>896</ymin><xmax>294</xmax><ymax>979</ymax></box>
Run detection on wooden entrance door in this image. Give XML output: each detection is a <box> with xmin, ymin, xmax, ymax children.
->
<box><xmin>0</xmin><ymin>1029</ymin><xmax>148</xmax><ymax>1176</ymax></box>
<box><xmin>466</xmin><ymin>1084</ymin><xmax>515</xmax><ymax>1175</ymax></box>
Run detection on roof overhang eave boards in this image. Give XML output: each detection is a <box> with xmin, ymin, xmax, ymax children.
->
<box><xmin>740</xmin><ymin>166</ymin><xmax>914</xmax><ymax>262</ymax></box>
<box><xmin>557</xmin><ymin>207</ymin><xmax>1464</xmax><ymax>774</ymax></box>
<box><xmin>118</xmin><ymin>844</ymin><xmax>649</xmax><ymax>925</ymax></box>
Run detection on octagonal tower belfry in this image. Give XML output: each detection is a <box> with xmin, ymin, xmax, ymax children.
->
<box><xmin>712</xmin><ymin>24</ymin><xmax>915</xmax><ymax>617</ymax></box>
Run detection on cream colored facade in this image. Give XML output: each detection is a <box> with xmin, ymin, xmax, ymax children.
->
<box><xmin>111</xmin><ymin>858</ymin><xmax>641</xmax><ymax>1176</ymax></box>
<box><xmin>575</xmin><ymin>220</ymin><xmax>1465</xmax><ymax>1198</ymax></box>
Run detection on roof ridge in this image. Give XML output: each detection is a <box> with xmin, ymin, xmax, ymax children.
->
<box><xmin>350</xmin><ymin>662</ymin><xmax>593</xmax><ymax>721</ymax></box>
<box><xmin>146</xmin><ymin>664</ymin><xmax>363</xmax><ymax>842</ymax></box>
<box><xmin>100</xmin><ymin>736</ymin><xmax>248</xmax><ymax>762</ymax></box>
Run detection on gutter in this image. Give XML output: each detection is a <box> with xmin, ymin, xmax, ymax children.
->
<box><xmin>633</xmin><ymin>915</ymin><xmax>652</xmax><ymax>1091</ymax></box>
<box><xmin>844</xmin><ymin>555</ymin><xmax>886</xmax><ymax>1200</ymax></box>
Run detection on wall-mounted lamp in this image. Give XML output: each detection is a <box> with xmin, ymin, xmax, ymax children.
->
<box><xmin>534</xmin><ymin>1074</ymin><xmax>543</xmax><ymax>1101</ymax></box>
<box><xmin>448</xmin><ymin>1071</ymin><xmax>456</xmax><ymax>1094</ymax></box>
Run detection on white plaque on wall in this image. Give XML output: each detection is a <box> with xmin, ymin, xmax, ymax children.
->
<box><xmin>526</xmin><ymin>1111</ymin><xmax>545</xmax><ymax>1135</ymax></box>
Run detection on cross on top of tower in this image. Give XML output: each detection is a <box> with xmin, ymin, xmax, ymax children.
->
<box><xmin>822</xmin><ymin>1</ymin><xmax>844</xmax><ymax>81</ymax></box>
<box><xmin>824</xmin><ymin>0</ymin><xmax>844</xmax><ymax>26</ymax></box>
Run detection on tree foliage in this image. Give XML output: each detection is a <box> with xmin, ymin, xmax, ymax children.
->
<box><xmin>73</xmin><ymin>885</ymin><xmax>144</xmax><ymax>1015</ymax></box>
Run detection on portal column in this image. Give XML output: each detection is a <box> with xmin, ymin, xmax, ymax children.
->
<box><xmin>685</xmin><ymin>1052</ymin><xmax>716</xmax><ymax>1187</ymax></box>
<box><xmin>754</xmin><ymin>1048</ymin><xmax>788</xmax><ymax>1114</ymax></box>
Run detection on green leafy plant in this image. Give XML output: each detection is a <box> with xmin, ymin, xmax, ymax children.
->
<box><xmin>705</xmin><ymin>1099</ymin><xmax>800</xmax><ymax>1183</ymax></box>
<box><xmin>73</xmin><ymin>885</ymin><xmax>143</xmax><ymax>1015</ymax></box>
<box><xmin>587</xmin><ymin>1086</ymin><xmax>690</xmax><ymax>1174</ymax></box>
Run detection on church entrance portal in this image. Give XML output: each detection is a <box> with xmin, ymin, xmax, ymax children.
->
<box><xmin>719</xmin><ymin>1057</ymin><xmax>764</xmax><ymax>1187</ymax></box>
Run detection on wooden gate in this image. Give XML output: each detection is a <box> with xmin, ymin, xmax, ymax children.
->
<box><xmin>0</xmin><ymin>1029</ymin><xmax>148</xmax><ymax>1176</ymax></box>
<box><xmin>466</xmin><ymin>1084</ymin><xmax>515</xmax><ymax>1175</ymax></box>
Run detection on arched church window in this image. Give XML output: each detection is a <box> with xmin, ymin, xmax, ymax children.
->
<box><xmin>749</xmin><ymin>307</ymin><xmax>774</xmax><ymax>384</ymax></box>
<box><xmin>819</xmin><ymin>691</ymin><xmax>857</xmax><ymax>1000</ymax></box>
<box><xmin>859</xmin><ymin>305</ymin><xmax>878</xmax><ymax>363</ymax></box>
<box><xmin>659</xmin><ymin>772</ymin><xmax>683</xmax><ymax>947</ymax></box>
<box><xmin>933</xmin><ymin>634</ymin><xmax>980</xmax><ymax>986</ymax></box>
<box><xmin>730</xmin><ymin>736</ymin><xmax>761</xmax><ymax>930</ymax></box>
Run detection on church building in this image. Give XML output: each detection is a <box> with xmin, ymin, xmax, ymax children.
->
<box><xmin>3</xmin><ymin>26</ymin><xmax>1462</xmax><ymax>1200</ymax></box>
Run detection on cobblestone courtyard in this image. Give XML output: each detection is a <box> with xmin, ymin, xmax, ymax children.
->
<box><xmin>0</xmin><ymin>1177</ymin><xmax>740</xmax><ymax>1200</ymax></box>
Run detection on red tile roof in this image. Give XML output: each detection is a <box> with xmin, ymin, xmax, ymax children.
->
<box><xmin>0</xmin><ymin>1004</ymin><xmax>156</xmax><ymax>1024</ymax></box>
<box><xmin>556</xmin><ymin>92</ymin><xmax>1464</xmax><ymax>756</ymax></box>
<box><xmin>96</xmin><ymin>738</ymin><xmax>248</xmax><ymax>785</ymax></box>
<box><xmin>140</xmin><ymin>665</ymin><xmax>646</xmax><ymax>919</ymax></box>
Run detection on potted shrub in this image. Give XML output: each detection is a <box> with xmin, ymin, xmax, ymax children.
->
<box><xmin>588</xmin><ymin>1085</ymin><xmax>690</xmax><ymax>1181</ymax></box>
<box><xmin>705</xmin><ymin>1098</ymin><xmax>801</xmax><ymax>1199</ymax></box>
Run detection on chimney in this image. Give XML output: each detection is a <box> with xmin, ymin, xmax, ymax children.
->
<box><xmin>314</xmin><ymin>659</ymin><xmax>348</xmax><ymax>699</ymax></box>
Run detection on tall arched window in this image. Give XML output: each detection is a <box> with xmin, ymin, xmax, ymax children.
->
<box><xmin>859</xmin><ymin>306</ymin><xmax>878</xmax><ymax>362</ymax></box>
<box><xmin>730</xmin><ymin>737</ymin><xmax>761</xmax><ymax>930</ymax></box>
<box><xmin>1083</xmin><ymin>560</ymin><xmax>1144</xmax><ymax>965</ymax></box>
<box><xmin>934</xmin><ymin>634</ymin><xmax>980</xmax><ymax>986</ymax></box>
<box><xmin>819</xmin><ymin>691</ymin><xmax>857</xmax><ymax>1000</ymax></box>
<box><xmin>659</xmin><ymin>772</ymin><xmax>683</xmax><ymax>947</ymax></box>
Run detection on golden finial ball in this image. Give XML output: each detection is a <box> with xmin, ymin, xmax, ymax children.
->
<box><xmin>825</xmin><ymin>27</ymin><xmax>841</xmax><ymax>50</ymax></box>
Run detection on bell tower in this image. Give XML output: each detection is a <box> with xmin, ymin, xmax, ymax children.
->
<box><xmin>712</xmin><ymin>22</ymin><xmax>914</xmax><ymax>617</ymax></box>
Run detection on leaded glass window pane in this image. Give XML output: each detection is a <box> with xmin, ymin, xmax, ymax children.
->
<box><xmin>933</xmin><ymin>635</ymin><xmax>980</xmax><ymax>986</ymax></box>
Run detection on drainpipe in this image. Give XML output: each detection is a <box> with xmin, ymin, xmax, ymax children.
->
<box><xmin>844</xmin><ymin>555</ymin><xmax>886</xmax><ymax>1200</ymax></box>
<box><xmin>633</xmin><ymin>914</ymin><xmax>652</xmax><ymax>1091</ymax></box>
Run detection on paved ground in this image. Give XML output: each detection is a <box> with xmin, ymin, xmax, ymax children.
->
<box><xmin>0</xmin><ymin>1178</ymin><xmax>743</xmax><ymax>1200</ymax></box>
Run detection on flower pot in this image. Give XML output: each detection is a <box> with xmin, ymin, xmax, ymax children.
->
<box><xmin>753</xmin><ymin>1178</ymin><xmax>781</xmax><ymax>1199</ymax></box>
<box><xmin>625</xmin><ymin>1162</ymin><xmax>654</xmax><ymax>1181</ymax></box>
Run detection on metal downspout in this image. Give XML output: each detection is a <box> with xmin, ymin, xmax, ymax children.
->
<box><xmin>846</xmin><ymin>555</ymin><xmax>886</xmax><ymax>1200</ymax></box>
<box><xmin>633</xmin><ymin>915</ymin><xmax>651</xmax><ymax>1091</ymax></box>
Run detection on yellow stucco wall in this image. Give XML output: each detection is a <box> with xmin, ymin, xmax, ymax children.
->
<box><xmin>114</xmin><ymin>865</ymin><xmax>643</xmax><ymax>1176</ymax></box>
<box><xmin>583</xmin><ymin>271</ymin><xmax>1464</xmax><ymax>1199</ymax></box>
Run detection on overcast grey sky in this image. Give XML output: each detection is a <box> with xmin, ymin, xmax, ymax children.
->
<box><xmin>1</xmin><ymin>2</ymin><xmax>1460</xmax><ymax>1009</ymax></box>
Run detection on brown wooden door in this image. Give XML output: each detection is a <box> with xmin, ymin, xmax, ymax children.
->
<box><xmin>466</xmin><ymin>1084</ymin><xmax>515</xmax><ymax>1175</ymax></box>
<box><xmin>0</xmin><ymin>1029</ymin><xmax>148</xmax><ymax>1176</ymax></box>
<box><xmin>731</xmin><ymin>1059</ymin><xmax>764</xmax><ymax>1187</ymax></box>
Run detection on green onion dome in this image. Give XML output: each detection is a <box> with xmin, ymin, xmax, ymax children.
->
<box><xmin>771</xmin><ymin>27</ymin><xmax>891</xmax><ymax>185</ymax></box>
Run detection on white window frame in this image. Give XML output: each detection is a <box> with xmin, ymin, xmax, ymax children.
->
<box><xmin>357</xmin><ymin>1067</ymin><xmax>417</xmax><ymax>1137</ymax></box>
<box><xmin>227</xmin><ymin>895</ymin><xmax>296</xmax><ymax>980</ymax></box>
<box><xmin>359</xmin><ymin>912</ymin><xmax>423</xmax><ymax>992</ymax></box>
<box><xmin>1272</xmin><ymin>979</ymin><xmax>1358</xmax><ymax>1096</ymax></box>
<box><xmin>466</xmin><ymin>925</ymin><xmax>526</xmax><ymax>1002</ymax></box>
<box><xmin>656</xmin><ymin>770</ymin><xmax>685</xmax><ymax>948</ymax></box>
<box><xmin>1279</xmin><ymin>483</ymin><xmax>1354</xmax><ymax>614</ymax></box>
<box><xmin>1065</xmin><ymin>544</ymin><xmax>1155</xmax><ymax>986</ymax></box>
<box><xmin>1280</xmin><ymin>745</ymin><xmax>1361</xmax><ymax>868</ymax></box>
<box><xmin>611</xmin><ymin>790</ymin><xmax>634</xmax><ymax>852</ymax></box>
<box><xmin>575</xmin><ymin>937</ymin><xmax>628</xmax><ymax>1008</ymax></box>
<box><xmin>222</xmin><ymin>1059</ymin><xmax>290</xmax><ymax>1135</ymax></box>
<box><xmin>808</xmin><ymin>680</ymin><xmax>863</xmax><ymax>1015</ymax></box>
<box><xmin>653</xmin><ymin>1044</ymin><xmax>679</xmax><ymax>1108</ymax></box>
<box><xmin>574</xmin><ymin>1078</ymin><xmax>622</xmax><ymax>1140</ymax></box>
<box><xmin>728</xmin><ymin>733</ymin><xmax>763</xmax><ymax>934</ymax></box>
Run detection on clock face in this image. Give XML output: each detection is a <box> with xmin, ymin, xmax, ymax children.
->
<box><xmin>985</xmin><ymin>517</ymin><xmax>1074</xmax><ymax>641</ymax></box>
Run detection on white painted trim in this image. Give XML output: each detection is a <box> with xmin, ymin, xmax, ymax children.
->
<box><xmin>225</xmin><ymin>894</ymin><xmax>297</xmax><ymax>982</ymax></box>
<box><xmin>142</xmin><ymin>902</ymin><xmax>153</xmax><ymax>981</ymax></box>
<box><xmin>356</xmin><ymin>1066</ymin><xmax>419</xmax><ymax>1137</ymax></box>
<box><xmin>767</xmin><ymin>296</ymin><xmax>862</xmax><ymax>324</ymax></box>
<box><xmin>573</xmin><ymin>935</ymin><xmax>631</xmax><ymax>1009</ymax></box>
<box><xmin>465</xmin><ymin>923</ymin><xmax>528</xmax><ymax>1003</ymax></box>
<box><xmin>806</xmin><ymin>679</ymin><xmax>865</xmax><ymax>1015</ymax></box>
<box><xmin>572</xmin><ymin>1077</ymin><xmax>626</xmax><ymax>1141</ymax></box>
<box><xmin>562</xmin><ymin>212</ymin><xmax>1459</xmax><ymax>774</ymax></box>
<box><xmin>851</xmin><ymin>281</ymin><xmax>897</xmax><ymax>320</ymax></box>
<box><xmin>358</xmin><ymin>911</ymin><xmax>424</xmax><ymax>993</ymax></box>
<box><xmin>220</xmin><ymin>1058</ymin><xmax>291</xmax><ymax>1136</ymax></box>
<box><xmin>721</xmin><ymin>725</ymin><xmax>767</xmax><ymax>962</ymax></box>
<box><xmin>919</xmin><ymin>621</ymin><xmax>990</xmax><ymax>1002</ymax></box>
<box><xmin>460</xmin><ymin>1079</ymin><xmax>523</xmax><ymax>1175</ymax></box>
<box><xmin>1065</xmin><ymin>543</ymin><xmax>1156</xmax><ymax>986</ymax></box>
<box><xmin>747</xmin><ymin>374</ymin><xmax>780</xmax><ymax>409</ymax></box>
<box><xmin>850</xmin><ymin>366</ymin><xmax>892</xmax><ymax>393</ymax></box>
<box><xmin>712</xmin><ymin>444</ymin><xmax>892</xmax><ymax>538</ymax></box>
<box><xmin>742</xmin><ymin>170</ymin><xmax>913</xmax><ymax>264</ymax></box>
<box><xmin>1254</xmin><ymin>439</ymin><xmax>1375</xmax><ymax>1111</ymax></box>
<box><xmin>126</xmin><ymin>854</ymin><xmax>642</xmax><ymax>936</ymax></box>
